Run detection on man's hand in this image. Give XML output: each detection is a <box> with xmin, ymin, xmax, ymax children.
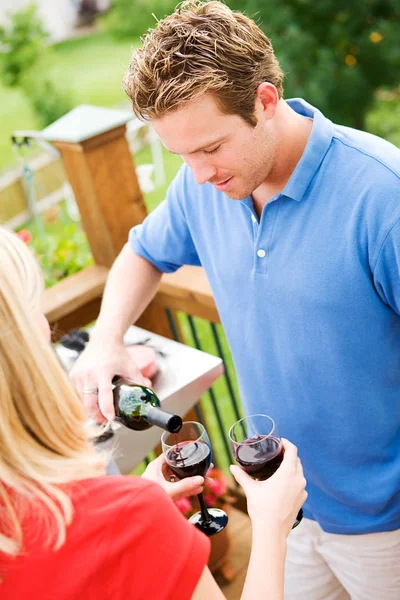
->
<box><xmin>70</xmin><ymin>340</ymin><xmax>151</xmax><ymax>422</ymax></box>
<box><xmin>141</xmin><ymin>454</ymin><xmax>208</xmax><ymax>501</ymax></box>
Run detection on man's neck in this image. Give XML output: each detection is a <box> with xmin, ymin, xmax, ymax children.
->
<box><xmin>252</xmin><ymin>102</ymin><xmax>313</xmax><ymax>218</ymax></box>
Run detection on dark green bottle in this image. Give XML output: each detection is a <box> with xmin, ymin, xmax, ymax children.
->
<box><xmin>112</xmin><ymin>378</ymin><xmax>182</xmax><ymax>433</ymax></box>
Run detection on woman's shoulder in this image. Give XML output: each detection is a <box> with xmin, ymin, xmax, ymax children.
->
<box><xmin>70</xmin><ymin>474</ymin><xmax>165</xmax><ymax>513</ymax></box>
<box><xmin>62</xmin><ymin>475</ymin><xmax>178</xmax><ymax>557</ymax></box>
<box><xmin>73</xmin><ymin>474</ymin><xmax>156</xmax><ymax>494</ymax></box>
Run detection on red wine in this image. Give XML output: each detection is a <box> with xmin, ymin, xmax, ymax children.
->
<box><xmin>166</xmin><ymin>440</ymin><xmax>211</xmax><ymax>479</ymax></box>
<box><xmin>235</xmin><ymin>435</ymin><xmax>283</xmax><ymax>480</ymax></box>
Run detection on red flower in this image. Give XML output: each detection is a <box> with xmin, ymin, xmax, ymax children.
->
<box><xmin>17</xmin><ymin>229</ymin><xmax>32</xmax><ymax>244</ymax></box>
<box><xmin>175</xmin><ymin>497</ymin><xmax>192</xmax><ymax>514</ymax></box>
<box><xmin>208</xmin><ymin>477</ymin><xmax>226</xmax><ymax>497</ymax></box>
<box><xmin>203</xmin><ymin>494</ymin><xmax>217</xmax><ymax>507</ymax></box>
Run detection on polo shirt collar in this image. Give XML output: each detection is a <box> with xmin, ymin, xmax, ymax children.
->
<box><xmin>282</xmin><ymin>98</ymin><xmax>333</xmax><ymax>202</ymax></box>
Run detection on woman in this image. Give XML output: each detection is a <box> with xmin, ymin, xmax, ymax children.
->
<box><xmin>0</xmin><ymin>227</ymin><xmax>307</xmax><ymax>599</ymax></box>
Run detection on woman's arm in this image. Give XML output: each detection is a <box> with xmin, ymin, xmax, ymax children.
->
<box><xmin>191</xmin><ymin>567</ymin><xmax>226</xmax><ymax>600</ymax></box>
<box><xmin>191</xmin><ymin>528</ymin><xmax>286</xmax><ymax>600</ymax></box>
<box><xmin>241</xmin><ymin>526</ymin><xmax>287</xmax><ymax>600</ymax></box>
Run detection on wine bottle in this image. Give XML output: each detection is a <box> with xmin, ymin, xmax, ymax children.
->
<box><xmin>112</xmin><ymin>377</ymin><xmax>182</xmax><ymax>433</ymax></box>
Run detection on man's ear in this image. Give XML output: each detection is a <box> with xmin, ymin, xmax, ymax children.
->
<box><xmin>255</xmin><ymin>82</ymin><xmax>279</xmax><ymax>120</ymax></box>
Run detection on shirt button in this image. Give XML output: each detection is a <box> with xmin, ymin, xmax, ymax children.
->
<box><xmin>257</xmin><ymin>249</ymin><xmax>266</xmax><ymax>258</ymax></box>
<box><xmin>251</xmin><ymin>214</ymin><xmax>257</xmax><ymax>223</ymax></box>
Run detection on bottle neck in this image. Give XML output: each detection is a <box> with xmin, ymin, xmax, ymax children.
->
<box><xmin>146</xmin><ymin>406</ymin><xmax>182</xmax><ymax>433</ymax></box>
<box><xmin>112</xmin><ymin>378</ymin><xmax>182</xmax><ymax>433</ymax></box>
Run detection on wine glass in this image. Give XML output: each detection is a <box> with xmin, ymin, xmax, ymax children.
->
<box><xmin>229</xmin><ymin>414</ymin><xmax>303</xmax><ymax>529</ymax></box>
<box><xmin>161</xmin><ymin>421</ymin><xmax>228</xmax><ymax>537</ymax></box>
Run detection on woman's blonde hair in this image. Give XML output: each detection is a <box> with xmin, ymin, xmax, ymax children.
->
<box><xmin>0</xmin><ymin>227</ymin><xmax>107</xmax><ymax>556</ymax></box>
<box><xmin>123</xmin><ymin>0</ymin><xmax>284</xmax><ymax>126</ymax></box>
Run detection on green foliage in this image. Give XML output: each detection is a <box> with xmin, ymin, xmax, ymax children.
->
<box><xmin>103</xmin><ymin>0</ymin><xmax>177</xmax><ymax>38</ymax></box>
<box><xmin>0</xmin><ymin>3</ymin><xmax>48</xmax><ymax>87</ymax></box>
<box><xmin>32</xmin><ymin>229</ymin><xmax>93</xmax><ymax>289</ymax></box>
<box><xmin>22</xmin><ymin>70</ymin><xmax>74</xmax><ymax>128</ymax></box>
<box><xmin>366</xmin><ymin>88</ymin><xmax>400</xmax><ymax>147</ymax></box>
<box><xmin>19</xmin><ymin>204</ymin><xmax>94</xmax><ymax>288</ymax></box>
<box><xmin>0</xmin><ymin>3</ymin><xmax>73</xmax><ymax>129</ymax></box>
<box><xmin>228</xmin><ymin>0</ymin><xmax>400</xmax><ymax>129</ymax></box>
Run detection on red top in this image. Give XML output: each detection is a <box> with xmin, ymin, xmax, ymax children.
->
<box><xmin>0</xmin><ymin>476</ymin><xmax>210</xmax><ymax>600</ymax></box>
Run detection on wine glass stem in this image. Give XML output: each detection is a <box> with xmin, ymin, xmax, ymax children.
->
<box><xmin>197</xmin><ymin>493</ymin><xmax>212</xmax><ymax>523</ymax></box>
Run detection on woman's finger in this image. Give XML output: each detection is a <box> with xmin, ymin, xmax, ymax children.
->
<box><xmin>169</xmin><ymin>476</ymin><xmax>204</xmax><ymax>499</ymax></box>
<box><xmin>230</xmin><ymin>464</ymin><xmax>253</xmax><ymax>492</ymax></box>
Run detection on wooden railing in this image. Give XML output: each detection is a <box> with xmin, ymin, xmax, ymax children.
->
<box><xmin>44</xmin><ymin>264</ymin><xmax>219</xmax><ymax>337</ymax></box>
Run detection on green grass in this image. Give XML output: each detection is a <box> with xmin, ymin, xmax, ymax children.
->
<box><xmin>135</xmin><ymin>144</ymin><xmax>184</xmax><ymax>212</ymax></box>
<box><xmin>47</xmin><ymin>31</ymin><xmax>137</xmax><ymax>107</ymax></box>
<box><xmin>0</xmin><ymin>85</ymin><xmax>38</xmax><ymax>174</ymax></box>
<box><xmin>0</xmin><ymin>30</ymin><xmax>138</xmax><ymax>172</ymax></box>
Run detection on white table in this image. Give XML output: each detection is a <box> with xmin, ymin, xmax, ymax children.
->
<box><xmin>56</xmin><ymin>325</ymin><xmax>223</xmax><ymax>473</ymax></box>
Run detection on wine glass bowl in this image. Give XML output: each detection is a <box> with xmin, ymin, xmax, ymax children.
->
<box><xmin>229</xmin><ymin>414</ymin><xmax>303</xmax><ymax>529</ymax></box>
<box><xmin>229</xmin><ymin>414</ymin><xmax>283</xmax><ymax>480</ymax></box>
<box><xmin>162</xmin><ymin>422</ymin><xmax>228</xmax><ymax>537</ymax></box>
<box><xmin>162</xmin><ymin>422</ymin><xmax>211</xmax><ymax>478</ymax></box>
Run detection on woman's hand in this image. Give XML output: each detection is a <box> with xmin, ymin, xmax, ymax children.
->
<box><xmin>141</xmin><ymin>454</ymin><xmax>207</xmax><ymax>501</ymax></box>
<box><xmin>230</xmin><ymin>438</ymin><xmax>307</xmax><ymax>539</ymax></box>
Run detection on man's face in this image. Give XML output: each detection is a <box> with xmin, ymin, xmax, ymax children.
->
<box><xmin>152</xmin><ymin>93</ymin><xmax>277</xmax><ymax>200</ymax></box>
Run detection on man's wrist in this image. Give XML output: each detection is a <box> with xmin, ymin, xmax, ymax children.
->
<box><xmin>90</xmin><ymin>323</ymin><xmax>126</xmax><ymax>346</ymax></box>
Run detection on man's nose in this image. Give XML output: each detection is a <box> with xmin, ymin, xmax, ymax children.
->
<box><xmin>188</xmin><ymin>159</ymin><xmax>217</xmax><ymax>185</ymax></box>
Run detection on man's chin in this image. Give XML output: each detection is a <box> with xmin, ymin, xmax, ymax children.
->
<box><xmin>223</xmin><ymin>189</ymin><xmax>250</xmax><ymax>201</ymax></box>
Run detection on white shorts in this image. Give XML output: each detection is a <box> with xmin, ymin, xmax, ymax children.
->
<box><xmin>284</xmin><ymin>518</ymin><xmax>400</xmax><ymax>600</ymax></box>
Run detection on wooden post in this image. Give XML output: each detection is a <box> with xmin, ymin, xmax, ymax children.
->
<box><xmin>42</xmin><ymin>105</ymin><xmax>147</xmax><ymax>267</ymax></box>
<box><xmin>41</xmin><ymin>104</ymin><xmax>171</xmax><ymax>337</ymax></box>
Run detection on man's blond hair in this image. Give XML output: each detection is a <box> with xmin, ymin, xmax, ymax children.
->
<box><xmin>123</xmin><ymin>0</ymin><xmax>284</xmax><ymax>126</ymax></box>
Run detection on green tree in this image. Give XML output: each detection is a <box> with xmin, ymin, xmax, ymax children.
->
<box><xmin>0</xmin><ymin>3</ymin><xmax>73</xmax><ymax>127</ymax></box>
<box><xmin>228</xmin><ymin>0</ymin><xmax>400</xmax><ymax>130</ymax></box>
<box><xmin>104</xmin><ymin>0</ymin><xmax>178</xmax><ymax>38</ymax></box>
<box><xmin>0</xmin><ymin>3</ymin><xmax>48</xmax><ymax>86</ymax></box>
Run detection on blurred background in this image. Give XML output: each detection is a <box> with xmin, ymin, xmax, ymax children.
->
<box><xmin>1</xmin><ymin>0</ymin><xmax>399</xmax><ymax>233</ymax></box>
<box><xmin>0</xmin><ymin>0</ymin><xmax>399</xmax><ymax>476</ymax></box>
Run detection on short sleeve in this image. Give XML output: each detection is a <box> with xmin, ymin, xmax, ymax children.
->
<box><xmin>373</xmin><ymin>217</ymin><xmax>400</xmax><ymax>315</ymax></box>
<box><xmin>129</xmin><ymin>166</ymin><xmax>201</xmax><ymax>273</ymax></box>
<box><xmin>105</xmin><ymin>479</ymin><xmax>210</xmax><ymax>600</ymax></box>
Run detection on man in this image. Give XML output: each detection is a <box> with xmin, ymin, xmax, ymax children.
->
<box><xmin>71</xmin><ymin>2</ymin><xmax>400</xmax><ymax>598</ymax></box>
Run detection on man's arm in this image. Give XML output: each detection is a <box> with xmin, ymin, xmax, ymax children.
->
<box><xmin>70</xmin><ymin>244</ymin><xmax>162</xmax><ymax>420</ymax></box>
<box><xmin>92</xmin><ymin>243</ymin><xmax>162</xmax><ymax>344</ymax></box>
<box><xmin>71</xmin><ymin>166</ymin><xmax>200</xmax><ymax>420</ymax></box>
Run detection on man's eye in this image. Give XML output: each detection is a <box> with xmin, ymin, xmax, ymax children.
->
<box><xmin>204</xmin><ymin>145</ymin><xmax>221</xmax><ymax>155</ymax></box>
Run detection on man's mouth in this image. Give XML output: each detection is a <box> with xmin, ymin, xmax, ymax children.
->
<box><xmin>213</xmin><ymin>177</ymin><xmax>233</xmax><ymax>191</ymax></box>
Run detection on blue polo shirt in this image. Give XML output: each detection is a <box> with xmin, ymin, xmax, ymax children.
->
<box><xmin>130</xmin><ymin>99</ymin><xmax>400</xmax><ymax>534</ymax></box>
